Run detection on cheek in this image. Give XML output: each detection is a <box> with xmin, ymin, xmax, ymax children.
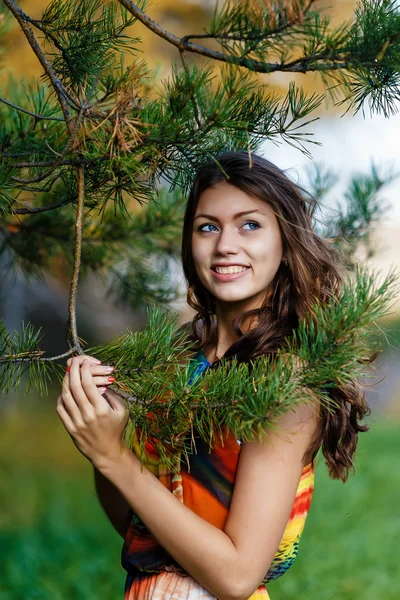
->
<box><xmin>254</xmin><ymin>235</ymin><xmax>283</xmax><ymax>264</ymax></box>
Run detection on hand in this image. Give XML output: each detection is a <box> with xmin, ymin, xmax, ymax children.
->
<box><xmin>65</xmin><ymin>354</ymin><xmax>116</xmax><ymax>394</ymax></box>
<box><xmin>57</xmin><ymin>357</ymin><xmax>129</xmax><ymax>470</ymax></box>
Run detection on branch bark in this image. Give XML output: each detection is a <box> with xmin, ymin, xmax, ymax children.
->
<box><xmin>66</xmin><ymin>164</ymin><xmax>85</xmax><ymax>353</ymax></box>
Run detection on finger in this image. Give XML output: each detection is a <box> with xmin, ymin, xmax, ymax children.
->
<box><xmin>90</xmin><ymin>365</ymin><xmax>114</xmax><ymax>377</ymax></box>
<box><xmin>81</xmin><ymin>359</ymin><xmax>109</xmax><ymax>409</ymax></box>
<box><xmin>67</xmin><ymin>354</ymin><xmax>102</xmax><ymax>368</ymax></box>
<box><xmin>61</xmin><ymin>378</ymin><xmax>86</xmax><ymax>425</ymax></box>
<box><xmin>69</xmin><ymin>356</ymin><xmax>94</xmax><ymax>413</ymax></box>
<box><xmin>56</xmin><ymin>394</ymin><xmax>77</xmax><ymax>434</ymax></box>
<box><xmin>92</xmin><ymin>375</ymin><xmax>115</xmax><ymax>387</ymax></box>
<box><xmin>66</xmin><ymin>364</ymin><xmax>113</xmax><ymax>377</ymax></box>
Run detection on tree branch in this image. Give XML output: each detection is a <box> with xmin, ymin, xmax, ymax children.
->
<box><xmin>12</xmin><ymin>197</ymin><xmax>73</xmax><ymax>215</ymax></box>
<box><xmin>116</xmin><ymin>0</ymin><xmax>350</xmax><ymax>74</ymax></box>
<box><xmin>2</xmin><ymin>0</ymin><xmax>75</xmax><ymax>129</ymax></box>
<box><xmin>0</xmin><ymin>96</ymin><xmax>64</xmax><ymax>121</ymax></box>
<box><xmin>0</xmin><ymin>348</ymin><xmax>76</xmax><ymax>363</ymax></box>
<box><xmin>9</xmin><ymin>153</ymin><xmax>110</xmax><ymax>170</ymax></box>
<box><xmin>66</xmin><ymin>164</ymin><xmax>85</xmax><ymax>353</ymax></box>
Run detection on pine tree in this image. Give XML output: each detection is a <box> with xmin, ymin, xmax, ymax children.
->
<box><xmin>0</xmin><ymin>0</ymin><xmax>399</xmax><ymax>459</ymax></box>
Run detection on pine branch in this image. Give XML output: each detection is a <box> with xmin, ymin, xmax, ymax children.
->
<box><xmin>183</xmin><ymin>1</ymin><xmax>317</xmax><ymax>43</ymax></box>
<box><xmin>10</xmin><ymin>108</ymin><xmax>84</xmax><ymax>185</ymax></box>
<box><xmin>308</xmin><ymin>162</ymin><xmax>399</xmax><ymax>266</ymax></box>
<box><xmin>116</xmin><ymin>0</ymin><xmax>348</xmax><ymax>74</ymax></box>
<box><xmin>117</xmin><ymin>0</ymin><xmax>400</xmax><ymax>118</ymax></box>
<box><xmin>0</xmin><ymin>269</ymin><xmax>397</xmax><ymax>465</ymax></box>
<box><xmin>2</xmin><ymin>0</ymin><xmax>76</xmax><ymax>129</ymax></box>
<box><xmin>0</xmin><ymin>96</ymin><xmax>64</xmax><ymax>122</ymax></box>
<box><xmin>0</xmin><ymin>320</ymin><xmax>67</xmax><ymax>395</ymax></box>
<box><xmin>86</xmin><ymin>269</ymin><xmax>399</xmax><ymax>468</ymax></box>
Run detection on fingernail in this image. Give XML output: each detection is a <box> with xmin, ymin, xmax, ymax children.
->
<box><xmin>92</xmin><ymin>359</ymin><xmax>102</xmax><ymax>364</ymax></box>
<box><xmin>104</xmin><ymin>366</ymin><xmax>114</xmax><ymax>373</ymax></box>
<box><xmin>107</xmin><ymin>376</ymin><xmax>115</xmax><ymax>383</ymax></box>
<box><xmin>98</xmin><ymin>387</ymin><xmax>106</xmax><ymax>394</ymax></box>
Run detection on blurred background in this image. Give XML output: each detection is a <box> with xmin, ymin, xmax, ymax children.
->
<box><xmin>0</xmin><ymin>1</ymin><xmax>399</xmax><ymax>599</ymax></box>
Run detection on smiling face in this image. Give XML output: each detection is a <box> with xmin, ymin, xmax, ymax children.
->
<box><xmin>192</xmin><ymin>182</ymin><xmax>284</xmax><ymax>315</ymax></box>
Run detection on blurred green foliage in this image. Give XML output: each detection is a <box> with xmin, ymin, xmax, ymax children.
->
<box><xmin>0</xmin><ymin>401</ymin><xmax>399</xmax><ymax>600</ymax></box>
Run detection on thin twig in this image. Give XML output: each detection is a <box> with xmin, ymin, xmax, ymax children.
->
<box><xmin>12</xmin><ymin>198</ymin><xmax>73</xmax><ymax>215</ymax></box>
<box><xmin>0</xmin><ymin>96</ymin><xmax>64</xmax><ymax>121</ymax></box>
<box><xmin>4</xmin><ymin>151</ymin><xmax>56</xmax><ymax>157</ymax></box>
<box><xmin>10</xmin><ymin>152</ymin><xmax>110</xmax><ymax>169</ymax></box>
<box><xmin>0</xmin><ymin>348</ymin><xmax>77</xmax><ymax>363</ymax></box>
<box><xmin>45</xmin><ymin>139</ymin><xmax>62</xmax><ymax>156</ymax></box>
<box><xmin>66</xmin><ymin>164</ymin><xmax>85</xmax><ymax>353</ymax></box>
<box><xmin>13</xmin><ymin>160</ymin><xmax>73</xmax><ymax>168</ymax></box>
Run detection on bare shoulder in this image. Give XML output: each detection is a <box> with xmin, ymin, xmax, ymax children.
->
<box><xmin>241</xmin><ymin>397</ymin><xmax>320</xmax><ymax>469</ymax></box>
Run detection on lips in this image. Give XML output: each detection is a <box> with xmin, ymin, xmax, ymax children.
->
<box><xmin>210</xmin><ymin>265</ymin><xmax>251</xmax><ymax>282</ymax></box>
<box><xmin>213</xmin><ymin>265</ymin><xmax>248</xmax><ymax>274</ymax></box>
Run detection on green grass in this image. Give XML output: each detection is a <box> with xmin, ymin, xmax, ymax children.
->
<box><xmin>270</xmin><ymin>417</ymin><xmax>400</xmax><ymax>600</ymax></box>
<box><xmin>0</xmin><ymin>406</ymin><xmax>399</xmax><ymax>600</ymax></box>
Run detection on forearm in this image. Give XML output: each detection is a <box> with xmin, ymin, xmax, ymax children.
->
<box><xmin>93</xmin><ymin>466</ymin><xmax>132</xmax><ymax>539</ymax></box>
<box><xmin>97</xmin><ymin>450</ymin><xmax>246</xmax><ymax>600</ymax></box>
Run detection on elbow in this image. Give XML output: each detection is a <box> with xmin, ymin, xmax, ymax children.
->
<box><xmin>218</xmin><ymin>589</ymin><xmax>256</xmax><ymax>600</ymax></box>
<box><xmin>216</xmin><ymin>572</ymin><xmax>262</xmax><ymax>600</ymax></box>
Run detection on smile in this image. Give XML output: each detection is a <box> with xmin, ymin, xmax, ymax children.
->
<box><xmin>213</xmin><ymin>265</ymin><xmax>248</xmax><ymax>274</ymax></box>
<box><xmin>210</xmin><ymin>266</ymin><xmax>251</xmax><ymax>282</ymax></box>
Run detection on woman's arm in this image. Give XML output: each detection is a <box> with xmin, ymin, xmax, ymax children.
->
<box><xmin>93</xmin><ymin>467</ymin><xmax>132</xmax><ymax>539</ymax></box>
<box><xmin>57</xmin><ymin>358</ymin><xmax>319</xmax><ymax>600</ymax></box>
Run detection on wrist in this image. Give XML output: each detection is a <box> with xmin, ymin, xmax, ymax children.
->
<box><xmin>92</xmin><ymin>441</ymin><xmax>130</xmax><ymax>473</ymax></box>
<box><xmin>94</xmin><ymin>442</ymin><xmax>139</xmax><ymax>485</ymax></box>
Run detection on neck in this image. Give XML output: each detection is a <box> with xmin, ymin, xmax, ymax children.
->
<box><xmin>210</xmin><ymin>302</ymin><xmax>259</xmax><ymax>360</ymax></box>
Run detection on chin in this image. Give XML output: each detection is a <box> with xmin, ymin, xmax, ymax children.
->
<box><xmin>215</xmin><ymin>294</ymin><xmax>255</xmax><ymax>305</ymax></box>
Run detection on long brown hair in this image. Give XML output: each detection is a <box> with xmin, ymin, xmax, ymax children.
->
<box><xmin>181</xmin><ymin>151</ymin><xmax>371</xmax><ymax>482</ymax></box>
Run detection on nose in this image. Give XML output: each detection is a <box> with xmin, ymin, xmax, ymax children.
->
<box><xmin>215</xmin><ymin>226</ymin><xmax>239</xmax><ymax>255</ymax></box>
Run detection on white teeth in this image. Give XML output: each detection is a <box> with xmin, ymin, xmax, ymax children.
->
<box><xmin>214</xmin><ymin>266</ymin><xmax>248</xmax><ymax>274</ymax></box>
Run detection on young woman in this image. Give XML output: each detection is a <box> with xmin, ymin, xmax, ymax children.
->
<box><xmin>57</xmin><ymin>152</ymin><xmax>369</xmax><ymax>600</ymax></box>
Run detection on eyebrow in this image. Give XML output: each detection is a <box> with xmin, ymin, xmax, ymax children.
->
<box><xmin>193</xmin><ymin>209</ymin><xmax>266</xmax><ymax>221</ymax></box>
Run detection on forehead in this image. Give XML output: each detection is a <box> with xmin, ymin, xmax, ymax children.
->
<box><xmin>195</xmin><ymin>182</ymin><xmax>274</xmax><ymax>218</ymax></box>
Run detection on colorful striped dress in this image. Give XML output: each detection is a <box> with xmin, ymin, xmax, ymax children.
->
<box><xmin>122</xmin><ymin>351</ymin><xmax>314</xmax><ymax>600</ymax></box>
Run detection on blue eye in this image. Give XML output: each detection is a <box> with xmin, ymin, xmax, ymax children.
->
<box><xmin>198</xmin><ymin>223</ymin><xmax>219</xmax><ymax>232</ymax></box>
<box><xmin>242</xmin><ymin>221</ymin><xmax>260</xmax><ymax>230</ymax></box>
